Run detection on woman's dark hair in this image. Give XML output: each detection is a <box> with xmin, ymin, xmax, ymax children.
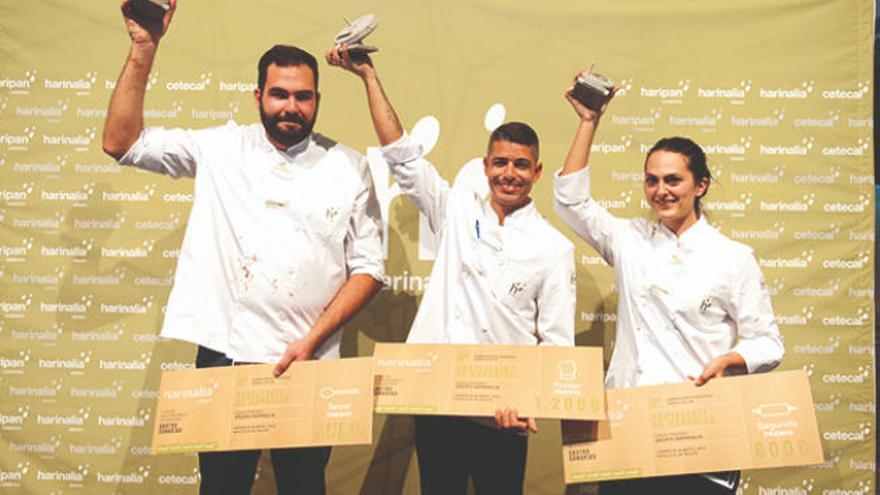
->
<box><xmin>646</xmin><ymin>136</ymin><xmax>711</xmax><ymax>214</ymax></box>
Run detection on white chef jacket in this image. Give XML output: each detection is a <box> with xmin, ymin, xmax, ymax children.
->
<box><xmin>554</xmin><ymin>167</ymin><xmax>784</xmax><ymax>489</ymax></box>
<box><xmin>119</xmin><ymin>122</ymin><xmax>384</xmax><ymax>363</ymax></box>
<box><xmin>553</xmin><ymin>167</ymin><xmax>784</xmax><ymax>388</ymax></box>
<box><xmin>380</xmin><ymin>134</ymin><xmax>575</xmax><ymax>347</ymax></box>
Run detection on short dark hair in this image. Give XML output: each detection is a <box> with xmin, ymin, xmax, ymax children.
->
<box><xmin>487</xmin><ymin>122</ymin><xmax>540</xmax><ymax>157</ymax></box>
<box><xmin>647</xmin><ymin>136</ymin><xmax>712</xmax><ymax>214</ymax></box>
<box><xmin>257</xmin><ymin>45</ymin><xmax>319</xmax><ymax>91</ymax></box>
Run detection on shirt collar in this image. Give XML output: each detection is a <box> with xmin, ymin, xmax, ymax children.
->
<box><xmin>259</xmin><ymin>130</ymin><xmax>313</xmax><ymax>158</ymax></box>
<box><xmin>486</xmin><ymin>199</ymin><xmax>538</xmax><ymax>227</ymax></box>
<box><xmin>654</xmin><ymin>216</ymin><xmax>712</xmax><ymax>248</ymax></box>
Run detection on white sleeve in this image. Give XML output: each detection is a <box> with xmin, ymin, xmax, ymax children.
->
<box><xmin>553</xmin><ymin>167</ymin><xmax>623</xmax><ymax>266</ymax></box>
<box><xmin>535</xmin><ymin>242</ymin><xmax>576</xmax><ymax>346</ymax></box>
<box><xmin>117</xmin><ymin>126</ymin><xmax>203</xmax><ymax>178</ymax></box>
<box><xmin>344</xmin><ymin>156</ymin><xmax>385</xmax><ymax>283</ymax></box>
<box><xmin>728</xmin><ymin>252</ymin><xmax>785</xmax><ymax>373</ymax></box>
<box><xmin>379</xmin><ymin>133</ymin><xmax>450</xmax><ymax>235</ymax></box>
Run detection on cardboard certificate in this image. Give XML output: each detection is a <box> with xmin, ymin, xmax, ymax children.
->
<box><xmin>152</xmin><ymin>357</ymin><xmax>374</xmax><ymax>454</ymax></box>
<box><xmin>562</xmin><ymin>370</ymin><xmax>823</xmax><ymax>483</ymax></box>
<box><xmin>374</xmin><ymin>343</ymin><xmax>605</xmax><ymax>420</ymax></box>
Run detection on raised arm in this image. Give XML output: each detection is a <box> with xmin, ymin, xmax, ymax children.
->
<box><xmin>326</xmin><ymin>44</ymin><xmax>403</xmax><ymax>146</ymax></box>
<box><xmin>102</xmin><ymin>0</ymin><xmax>176</xmax><ymax>159</ymax></box>
<box><xmin>560</xmin><ymin>70</ymin><xmax>614</xmax><ymax>176</ymax></box>
<box><xmin>327</xmin><ymin>44</ymin><xmax>450</xmax><ymax>233</ymax></box>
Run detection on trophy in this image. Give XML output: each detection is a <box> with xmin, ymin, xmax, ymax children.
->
<box><xmin>334</xmin><ymin>14</ymin><xmax>379</xmax><ymax>54</ymax></box>
<box><xmin>130</xmin><ymin>0</ymin><xmax>170</xmax><ymax>21</ymax></box>
<box><xmin>571</xmin><ymin>71</ymin><xmax>615</xmax><ymax>112</ymax></box>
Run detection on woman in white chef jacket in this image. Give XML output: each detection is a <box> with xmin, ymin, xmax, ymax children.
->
<box><xmin>552</xmin><ymin>75</ymin><xmax>784</xmax><ymax>495</ymax></box>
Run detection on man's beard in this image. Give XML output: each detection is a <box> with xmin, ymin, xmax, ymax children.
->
<box><xmin>260</xmin><ymin>106</ymin><xmax>315</xmax><ymax>148</ymax></box>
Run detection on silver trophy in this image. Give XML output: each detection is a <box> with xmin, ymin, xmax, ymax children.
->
<box><xmin>571</xmin><ymin>72</ymin><xmax>615</xmax><ymax>112</ymax></box>
<box><xmin>334</xmin><ymin>14</ymin><xmax>379</xmax><ymax>54</ymax></box>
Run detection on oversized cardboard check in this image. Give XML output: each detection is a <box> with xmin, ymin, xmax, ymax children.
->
<box><xmin>373</xmin><ymin>343</ymin><xmax>605</xmax><ymax>420</ymax></box>
<box><xmin>562</xmin><ymin>370</ymin><xmax>823</xmax><ymax>483</ymax></box>
<box><xmin>151</xmin><ymin>357</ymin><xmax>374</xmax><ymax>454</ymax></box>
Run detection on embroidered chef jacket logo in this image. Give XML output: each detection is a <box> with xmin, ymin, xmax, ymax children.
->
<box><xmin>508</xmin><ymin>282</ymin><xmax>525</xmax><ymax>296</ymax></box>
<box><xmin>700</xmin><ymin>297</ymin><xmax>712</xmax><ymax>314</ymax></box>
<box><xmin>325</xmin><ymin>207</ymin><xmax>339</xmax><ymax>221</ymax></box>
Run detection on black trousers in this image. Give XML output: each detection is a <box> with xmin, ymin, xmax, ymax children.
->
<box><xmin>599</xmin><ymin>472</ymin><xmax>739</xmax><ymax>495</ymax></box>
<box><xmin>414</xmin><ymin>415</ymin><xmax>528</xmax><ymax>495</ymax></box>
<box><xmin>195</xmin><ymin>346</ymin><xmax>331</xmax><ymax>495</ymax></box>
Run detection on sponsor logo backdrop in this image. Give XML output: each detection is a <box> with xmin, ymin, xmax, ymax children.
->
<box><xmin>0</xmin><ymin>0</ymin><xmax>874</xmax><ymax>493</ymax></box>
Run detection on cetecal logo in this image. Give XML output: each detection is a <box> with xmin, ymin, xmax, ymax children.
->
<box><xmin>759</xmin><ymin>80</ymin><xmax>814</xmax><ymax>99</ymax></box>
<box><xmin>794</xmin><ymin>165</ymin><xmax>841</xmax><ymax>185</ymax></box>
<box><xmin>823</xmin><ymin>193</ymin><xmax>871</xmax><ymax>213</ymax></box>
<box><xmin>822</xmin><ymin>251</ymin><xmax>871</xmax><ymax>270</ymax></box>
<box><xmin>813</xmin><ymin>393</ymin><xmax>841</xmax><ymax>413</ymax></box>
<box><xmin>822</xmin><ymin>137</ymin><xmax>870</xmax><ymax>157</ymax></box>
<box><xmin>822</xmin><ymin>307</ymin><xmax>871</xmax><ymax>327</ymax></box>
<box><xmin>191</xmin><ymin>100</ymin><xmax>240</xmax><ymax>121</ymax></box>
<box><xmin>43</xmin><ymin>70</ymin><xmax>98</xmax><ymax>92</ymax></box>
<box><xmin>794</xmin><ymin>110</ymin><xmax>840</xmax><ymax>128</ymax></box>
<box><xmin>822</xmin><ymin>80</ymin><xmax>870</xmax><ymax>100</ymax></box>
<box><xmin>822</xmin><ymin>365</ymin><xmax>872</xmax><ymax>385</ymax></box>
<box><xmin>144</xmin><ymin>101</ymin><xmax>184</xmax><ymax>120</ymax></box>
<box><xmin>166</xmin><ymin>72</ymin><xmax>212</xmax><ymax>91</ymax></box>
<box><xmin>158</xmin><ymin>467</ymin><xmax>200</xmax><ymax>486</ymax></box>
<box><xmin>792</xmin><ymin>278</ymin><xmax>840</xmax><ymax>298</ymax></box>
<box><xmin>822</xmin><ymin>422</ymin><xmax>872</xmax><ymax>442</ymax></box>
<box><xmin>793</xmin><ymin>336</ymin><xmax>840</xmax><ymax>356</ymax></box>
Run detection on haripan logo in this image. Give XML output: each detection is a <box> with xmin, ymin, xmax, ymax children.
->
<box><xmin>0</xmin><ymin>237</ymin><xmax>33</xmax><ymax>261</ymax></box>
<box><xmin>0</xmin><ymin>294</ymin><xmax>32</xmax><ymax>317</ymax></box>
<box><xmin>191</xmin><ymin>100</ymin><xmax>239</xmax><ymax>121</ymax></box>
<box><xmin>166</xmin><ymin>72</ymin><xmax>212</xmax><ymax>91</ymax></box>
<box><xmin>0</xmin><ymin>461</ymin><xmax>30</xmax><ymax>485</ymax></box>
<box><xmin>610</xmin><ymin>107</ymin><xmax>661</xmax><ymax>129</ymax></box>
<box><xmin>0</xmin><ymin>349</ymin><xmax>31</xmax><ymax>372</ymax></box>
<box><xmin>598</xmin><ymin>190</ymin><xmax>634</xmax><ymax>211</ymax></box>
<box><xmin>639</xmin><ymin>79</ymin><xmax>690</xmax><ymax>102</ymax></box>
<box><xmin>0</xmin><ymin>69</ymin><xmax>37</xmax><ymax>92</ymax></box>
<box><xmin>697</xmin><ymin>79</ymin><xmax>752</xmax><ymax>100</ymax></box>
<box><xmin>591</xmin><ymin>134</ymin><xmax>633</xmax><ymax>154</ymax></box>
<box><xmin>43</xmin><ymin>70</ymin><xmax>98</xmax><ymax>92</ymax></box>
<box><xmin>0</xmin><ymin>126</ymin><xmax>36</xmax><ymax>150</ymax></box>
<box><xmin>822</xmin><ymin>80</ymin><xmax>871</xmax><ymax>100</ymax></box>
<box><xmin>0</xmin><ymin>405</ymin><xmax>30</xmax><ymax>429</ymax></box>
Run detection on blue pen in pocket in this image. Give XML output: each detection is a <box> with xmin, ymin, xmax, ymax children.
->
<box><xmin>475</xmin><ymin>219</ymin><xmax>481</xmax><ymax>238</ymax></box>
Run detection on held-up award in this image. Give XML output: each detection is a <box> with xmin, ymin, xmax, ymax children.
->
<box><xmin>571</xmin><ymin>71</ymin><xmax>615</xmax><ymax>112</ymax></box>
<box><xmin>130</xmin><ymin>0</ymin><xmax>170</xmax><ymax>21</ymax></box>
<box><xmin>334</xmin><ymin>14</ymin><xmax>379</xmax><ymax>54</ymax></box>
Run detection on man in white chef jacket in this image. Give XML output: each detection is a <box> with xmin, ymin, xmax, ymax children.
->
<box><xmin>327</xmin><ymin>45</ymin><xmax>575</xmax><ymax>495</ymax></box>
